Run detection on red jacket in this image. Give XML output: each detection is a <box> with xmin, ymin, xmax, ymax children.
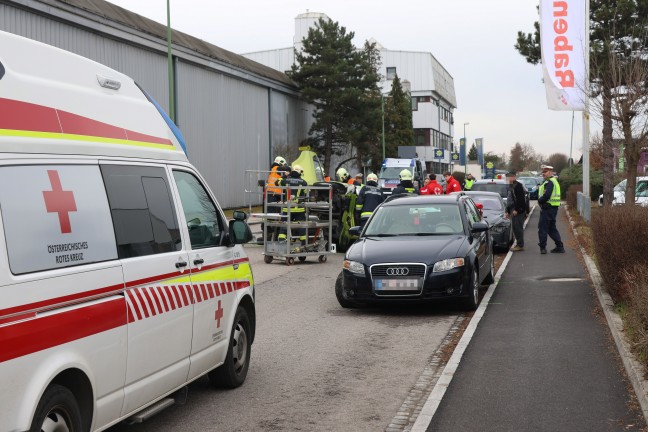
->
<box><xmin>420</xmin><ymin>180</ymin><xmax>443</xmax><ymax>195</ymax></box>
<box><xmin>445</xmin><ymin>176</ymin><xmax>462</xmax><ymax>194</ymax></box>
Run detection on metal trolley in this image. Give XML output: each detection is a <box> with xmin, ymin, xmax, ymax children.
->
<box><xmin>253</xmin><ymin>184</ymin><xmax>335</xmax><ymax>265</ymax></box>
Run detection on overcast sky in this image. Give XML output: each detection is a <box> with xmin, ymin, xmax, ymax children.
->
<box><xmin>108</xmin><ymin>0</ymin><xmax>591</xmax><ymax>164</ymax></box>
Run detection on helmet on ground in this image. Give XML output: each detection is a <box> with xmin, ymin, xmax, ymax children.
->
<box><xmin>292</xmin><ymin>164</ymin><xmax>304</xmax><ymax>175</ymax></box>
<box><xmin>399</xmin><ymin>169</ymin><xmax>413</xmax><ymax>181</ymax></box>
<box><xmin>274</xmin><ymin>156</ymin><xmax>286</xmax><ymax>165</ymax></box>
<box><xmin>336</xmin><ymin>167</ymin><xmax>349</xmax><ymax>181</ymax></box>
<box><xmin>367</xmin><ymin>173</ymin><xmax>378</xmax><ymax>182</ymax></box>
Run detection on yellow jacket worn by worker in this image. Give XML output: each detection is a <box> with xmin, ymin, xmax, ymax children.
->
<box><xmin>538</xmin><ymin>177</ymin><xmax>561</xmax><ymax>207</ymax></box>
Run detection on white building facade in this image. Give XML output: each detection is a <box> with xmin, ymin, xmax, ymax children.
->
<box><xmin>243</xmin><ymin>12</ymin><xmax>457</xmax><ymax>174</ymax></box>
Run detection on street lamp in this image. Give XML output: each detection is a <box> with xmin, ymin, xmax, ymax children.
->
<box><xmin>463</xmin><ymin>122</ymin><xmax>469</xmax><ymax>175</ymax></box>
<box><xmin>381</xmin><ymin>94</ymin><xmax>385</xmax><ymax>161</ymax></box>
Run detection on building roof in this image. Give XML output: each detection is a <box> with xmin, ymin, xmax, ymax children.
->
<box><xmin>53</xmin><ymin>0</ymin><xmax>296</xmax><ymax>88</ymax></box>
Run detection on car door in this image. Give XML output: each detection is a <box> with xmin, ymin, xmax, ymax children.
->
<box><xmin>100</xmin><ymin>163</ymin><xmax>193</xmax><ymax>416</ymax></box>
<box><xmin>170</xmin><ymin>169</ymin><xmax>236</xmax><ymax>380</ymax></box>
<box><xmin>463</xmin><ymin>199</ymin><xmax>490</xmax><ymax>280</ymax></box>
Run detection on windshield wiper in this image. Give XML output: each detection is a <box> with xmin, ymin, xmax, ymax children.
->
<box><xmin>413</xmin><ymin>232</ymin><xmax>443</xmax><ymax>236</ymax></box>
<box><xmin>367</xmin><ymin>233</ymin><xmax>397</xmax><ymax>237</ymax></box>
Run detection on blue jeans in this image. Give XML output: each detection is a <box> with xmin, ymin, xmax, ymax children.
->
<box><xmin>538</xmin><ymin>206</ymin><xmax>563</xmax><ymax>249</ymax></box>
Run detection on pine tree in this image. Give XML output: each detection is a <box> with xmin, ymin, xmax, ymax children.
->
<box><xmin>383</xmin><ymin>74</ymin><xmax>414</xmax><ymax>157</ymax></box>
<box><xmin>468</xmin><ymin>143</ymin><xmax>478</xmax><ymax>161</ymax></box>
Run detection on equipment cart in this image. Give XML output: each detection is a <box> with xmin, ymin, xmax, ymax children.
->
<box><xmin>253</xmin><ymin>184</ymin><xmax>335</xmax><ymax>265</ymax></box>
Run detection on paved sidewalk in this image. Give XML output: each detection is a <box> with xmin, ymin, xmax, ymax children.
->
<box><xmin>424</xmin><ymin>205</ymin><xmax>646</xmax><ymax>432</ymax></box>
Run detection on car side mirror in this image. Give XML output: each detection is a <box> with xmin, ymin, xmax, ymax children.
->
<box><xmin>228</xmin><ymin>219</ymin><xmax>253</xmax><ymax>245</ymax></box>
<box><xmin>471</xmin><ymin>221</ymin><xmax>489</xmax><ymax>233</ymax></box>
<box><xmin>349</xmin><ymin>226</ymin><xmax>361</xmax><ymax>236</ymax></box>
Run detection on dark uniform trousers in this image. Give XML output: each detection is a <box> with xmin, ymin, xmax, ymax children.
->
<box><xmin>538</xmin><ymin>206</ymin><xmax>563</xmax><ymax>249</ymax></box>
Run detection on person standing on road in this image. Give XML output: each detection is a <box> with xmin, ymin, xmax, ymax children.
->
<box><xmin>392</xmin><ymin>169</ymin><xmax>420</xmax><ymax>195</ymax></box>
<box><xmin>443</xmin><ymin>171</ymin><xmax>462</xmax><ymax>194</ymax></box>
<box><xmin>277</xmin><ymin>165</ymin><xmax>308</xmax><ymax>244</ymax></box>
<box><xmin>420</xmin><ymin>174</ymin><xmax>443</xmax><ymax>195</ymax></box>
<box><xmin>537</xmin><ymin>164</ymin><xmax>564</xmax><ymax>254</ymax></box>
<box><xmin>355</xmin><ymin>173</ymin><xmax>384</xmax><ymax>228</ymax></box>
<box><xmin>463</xmin><ymin>173</ymin><xmax>475</xmax><ymax>191</ymax></box>
<box><xmin>505</xmin><ymin>172</ymin><xmax>526</xmax><ymax>251</ymax></box>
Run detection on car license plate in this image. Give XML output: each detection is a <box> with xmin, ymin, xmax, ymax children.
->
<box><xmin>374</xmin><ymin>278</ymin><xmax>421</xmax><ymax>291</ymax></box>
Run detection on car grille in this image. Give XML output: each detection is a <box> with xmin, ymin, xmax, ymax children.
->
<box><xmin>370</xmin><ymin>263</ymin><xmax>427</xmax><ymax>296</ymax></box>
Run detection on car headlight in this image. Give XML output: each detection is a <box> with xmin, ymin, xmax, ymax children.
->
<box><xmin>433</xmin><ymin>258</ymin><xmax>465</xmax><ymax>272</ymax></box>
<box><xmin>491</xmin><ymin>224</ymin><xmax>507</xmax><ymax>234</ymax></box>
<box><xmin>343</xmin><ymin>260</ymin><xmax>365</xmax><ymax>274</ymax></box>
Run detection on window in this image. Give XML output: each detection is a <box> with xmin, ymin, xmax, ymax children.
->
<box><xmin>412</xmin><ymin>97</ymin><xmax>418</xmax><ymax>111</ymax></box>
<box><xmin>386</xmin><ymin>67</ymin><xmax>397</xmax><ymax>80</ymax></box>
<box><xmin>102</xmin><ymin>165</ymin><xmax>181</xmax><ymax>258</ymax></box>
<box><xmin>463</xmin><ymin>200</ymin><xmax>481</xmax><ymax>226</ymax></box>
<box><xmin>0</xmin><ymin>165</ymin><xmax>118</xmax><ymax>274</ymax></box>
<box><xmin>173</xmin><ymin>170</ymin><xmax>224</xmax><ymax>249</ymax></box>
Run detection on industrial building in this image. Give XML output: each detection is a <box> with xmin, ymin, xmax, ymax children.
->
<box><xmin>1</xmin><ymin>0</ymin><xmax>309</xmax><ymax>208</ymax></box>
<box><xmin>242</xmin><ymin>12</ymin><xmax>458</xmax><ymax>174</ymax></box>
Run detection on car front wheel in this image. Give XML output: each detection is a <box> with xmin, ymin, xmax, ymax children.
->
<box><xmin>30</xmin><ymin>384</ymin><xmax>83</xmax><ymax>432</ymax></box>
<box><xmin>462</xmin><ymin>267</ymin><xmax>479</xmax><ymax>311</ymax></box>
<box><xmin>209</xmin><ymin>306</ymin><xmax>251</xmax><ymax>389</ymax></box>
<box><xmin>335</xmin><ymin>272</ymin><xmax>360</xmax><ymax>308</ymax></box>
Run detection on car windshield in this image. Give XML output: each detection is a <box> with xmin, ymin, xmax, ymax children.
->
<box><xmin>379</xmin><ymin>166</ymin><xmax>412</xmax><ymax>179</ymax></box>
<box><xmin>470</xmin><ymin>195</ymin><xmax>503</xmax><ymax>211</ymax></box>
<box><xmin>614</xmin><ymin>179</ymin><xmax>627</xmax><ymax>192</ymax></box>
<box><xmin>519</xmin><ymin>178</ymin><xmax>537</xmax><ymax>188</ymax></box>
<box><xmin>471</xmin><ymin>183</ymin><xmax>508</xmax><ymax>198</ymax></box>
<box><xmin>364</xmin><ymin>203</ymin><xmax>463</xmax><ymax>235</ymax></box>
<box><xmin>636</xmin><ymin>181</ymin><xmax>648</xmax><ymax>197</ymax></box>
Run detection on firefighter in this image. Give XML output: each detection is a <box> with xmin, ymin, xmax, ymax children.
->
<box><xmin>392</xmin><ymin>169</ymin><xmax>419</xmax><ymax>195</ymax></box>
<box><xmin>277</xmin><ymin>164</ymin><xmax>308</xmax><ymax>244</ymax></box>
<box><xmin>266</xmin><ymin>156</ymin><xmax>286</xmax><ymax>207</ymax></box>
<box><xmin>355</xmin><ymin>173</ymin><xmax>384</xmax><ymax>228</ymax></box>
<box><xmin>336</xmin><ymin>167</ymin><xmax>351</xmax><ymax>184</ymax></box>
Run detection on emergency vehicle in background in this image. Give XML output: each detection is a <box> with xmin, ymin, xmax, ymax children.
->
<box><xmin>378</xmin><ymin>158</ymin><xmax>426</xmax><ymax>195</ymax></box>
<box><xmin>0</xmin><ymin>31</ymin><xmax>256</xmax><ymax>431</ymax></box>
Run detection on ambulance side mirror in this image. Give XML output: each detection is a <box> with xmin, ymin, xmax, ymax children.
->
<box><xmin>227</xmin><ymin>217</ymin><xmax>253</xmax><ymax>245</ymax></box>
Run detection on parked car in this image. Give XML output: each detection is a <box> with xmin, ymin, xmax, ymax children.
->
<box><xmin>598</xmin><ymin>177</ymin><xmax>648</xmax><ymax>206</ymax></box>
<box><xmin>470</xmin><ymin>179</ymin><xmax>530</xmax><ymax>213</ymax></box>
<box><xmin>463</xmin><ymin>191</ymin><xmax>513</xmax><ymax>251</ymax></box>
<box><xmin>335</xmin><ymin>194</ymin><xmax>494</xmax><ymax>311</ymax></box>
<box><xmin>518</xmin><ymin>176</ymin><xmax>541</xmax><ymax>200</ymax></box>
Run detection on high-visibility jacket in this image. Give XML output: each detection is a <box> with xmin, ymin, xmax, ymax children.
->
<box><xmin>278</xmin><ymin>173</ymin><xmax>308</xmax><ymax>213</ymax></box>
<box><xmin>267</xmin><ymin>164</ymin><xmax>282</xmax><ymax>195</ymax></box>
<box><xmin>539</xmin><ymin>177</ymin><xmax>561</xmax><ymax>207</ymax></box>
<box><xmin>356</xmin><ymin>181</ymin><xmax>385</xmax><ymax>217</ymax></box>
<box><xmin>464</xmin><ymin>178</ymin><xmax>474</xmax><ymax>190</ymax></box>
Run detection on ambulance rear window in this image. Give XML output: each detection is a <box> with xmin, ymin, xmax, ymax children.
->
<box><xmin>101</xmin><ymin>165</ymin><xmax>181</xmax><ymax>258</ymax></box>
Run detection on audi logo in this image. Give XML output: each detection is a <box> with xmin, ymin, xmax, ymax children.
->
<box><xmin>386</xmin><ymin>267</ymin><xmax>410</xmax><ymax>276</ymax></box>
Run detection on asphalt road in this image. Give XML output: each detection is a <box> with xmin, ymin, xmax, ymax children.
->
<box><xmin>108</xmin><ymin>244</ymin><xmax>465</xmax><ymax>431</ymax></box>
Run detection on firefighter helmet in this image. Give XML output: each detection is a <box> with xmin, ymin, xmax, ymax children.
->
<box><xmin>274</xmin><ymin>156</ymin><xmax>286</xmax><ymax>165</ymax></box>
<box><xmin>292</xmin><ymin>164</ymin><xmax>304</xmax><ymax>175</ymax></box>
<box><xmin>399</xmin><ymin>169</ymin><xmax>413</xmax><ymax>181</ymax></box>
<box><xmin>336</xmin><ymin>167</ymin><xmax>349</xmax><ymax>182</ymax></box>
<box><xmin>367</xmin><ymin>173</ymin><xmax>378</xmax><ymax>182</ymax></box>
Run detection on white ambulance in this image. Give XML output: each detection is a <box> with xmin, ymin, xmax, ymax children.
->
<box><xmin>0</xmin><ymin>31</ymin><xmax>256</xmax><ymax>431</ymax></box>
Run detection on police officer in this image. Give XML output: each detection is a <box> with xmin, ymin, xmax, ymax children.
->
<box><xmin>537</xmin><ymin>164</ymin><xmax>564</xmax><ymax>254</ymax></box>
<box><xmin>355</xmin><ymin>173</ymin><xmax>384</xmax><ymax>228</ymax></box>
<box><xmin>463</xmin><ymin>173</ymin><xmax>475</xmax><ymax>191</ymax></box>
<box><xmin>277</xmin><ymin>164</ymin><xmax>308</xmax><ymax>243</ymax></box>
<box><xmin>392</xmin><ymin>169</ymin><xmax>420</xmax><ymax>195</ymax></box>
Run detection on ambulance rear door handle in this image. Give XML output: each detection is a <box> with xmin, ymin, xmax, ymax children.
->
<box><xmin>193</xmin><ymin>258</ymin><xmax>204</xmax><ymax>265</ymax></box>
<box><xmin>175</xmin><ymin>261</ymin><xmax>187</xmax><ymax>268</ymax></box>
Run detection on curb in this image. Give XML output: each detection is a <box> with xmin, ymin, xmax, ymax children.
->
<box><xmin>565</xmin><ymin>206</ymin><xmax>648</xmax><ymax>423</ymax></box>
<box><xmin>409</xmin><ymin>205</ymin><xmax>536</xmax><ymax>431</ymax></box>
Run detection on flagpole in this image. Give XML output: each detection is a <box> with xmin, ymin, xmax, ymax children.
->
<box><xmin>582</xmin><ymin>0</ymin><xmax>590</xmax><ymax>199</ymax></box>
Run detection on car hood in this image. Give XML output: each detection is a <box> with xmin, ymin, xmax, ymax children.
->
<box><xmin>481</xmin><ymin>210</ymin><xmax>507</xmax><ymax>225</ymax></box>
<box><xmin>346</xmin><ymin>235</ymin><xmax>466</xmax><ymax>266</ymax></box>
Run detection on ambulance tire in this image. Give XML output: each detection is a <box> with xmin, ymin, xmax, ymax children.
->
<box><xmin>208</xmin><ymin>307</ymin><xmax>251</xmax><ymax>389</ymax></box>
<box><xmin>30</xmin><ymin>384</ymin><xmax>83</xmax><ymax>432</ymax></box>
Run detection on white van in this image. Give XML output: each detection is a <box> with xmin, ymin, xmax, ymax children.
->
<box><xmin>0</xmin><ymin>31</ymin><xmax>256</xmax><ymax>431</ymax></box>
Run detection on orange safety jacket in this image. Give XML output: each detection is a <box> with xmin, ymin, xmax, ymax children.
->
<box><xmin>267</xmin><ymin>165</ymin><xmax>282</xmax><ymax>195</ymax></box>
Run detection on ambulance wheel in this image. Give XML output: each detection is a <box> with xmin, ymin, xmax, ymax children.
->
<box><xmin>264</xmin><ymin>255</ymin><xmax>273</xmax><ymax>264</ymax></box>
<box><xmin>318</xmin><ymin>255</ymin><xmax>327</xmax><ymax>263</ymax></box>
<box><xmin>30</xmin><ymin>384</ymin><xmax>83</xmax><ymax>432</ymax></box>
<box><xmin>209</xmin><ymin>307</ymin><xmax>251</xmax><ymax>389</ymax></box>
<box><xmin>286</xmin><ymin>257</ymin><xmax>295</xmax><ymax>266</ymax></box>
<box><xmin>298</xmin><ymin>256</ymin><xmax>307</xmax><ymax>262</ymax></box>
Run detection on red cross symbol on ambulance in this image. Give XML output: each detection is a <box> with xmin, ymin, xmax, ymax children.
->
<box><xmin>42</xmin><ymin>170</ymin><xmax>77</xmax><ymax>234</ymax></box>
<box><xmin>214</xmin><ymin>300</ymin><xmax>224</xmax><ymax>328</ymax></box>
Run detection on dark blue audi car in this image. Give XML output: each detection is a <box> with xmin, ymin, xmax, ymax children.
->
<box><xmin>335</xmin><ymin>194</ymin><xmax>494</xmax><ymax>311</ymax></box>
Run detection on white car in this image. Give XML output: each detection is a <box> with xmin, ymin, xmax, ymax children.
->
<box><xmin>598</xmin><ymin>177</ymin><xmax>648</xmax><ymax>206</ymax></box>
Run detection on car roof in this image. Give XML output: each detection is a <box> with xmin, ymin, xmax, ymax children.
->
<box><xmin>473</xmin><ymin>179</ymin><xmax>507</xmax><ymax>184</ymax></box>
<box><xmin>382</xmin><ymin>193</ymin><xmax>465</xmax><ymax>206</ymax></box>
<box><xmin>461</xmin><ymin>191</ymin><xmax>502</xmax><ymax>198</ymax></box>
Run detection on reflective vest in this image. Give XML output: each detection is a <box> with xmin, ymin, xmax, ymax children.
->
<box><xmin>267</xmin><ymin>166</ymin><xmax>282</xmax><ymax>195</ymax></box>
<box><xmin>464</xmin><ymin>179</ymin><xmax>474</xmax><ymax>190</ymax></box>
<box><xmin>539</xmin><ymin>177</ymin><xmax>561</xmax><ymax>206</ymax></box>
<box><xmin>279</xmin><ymin>176</ymin><xmax>307</xmax><ymax>213</ymax></box>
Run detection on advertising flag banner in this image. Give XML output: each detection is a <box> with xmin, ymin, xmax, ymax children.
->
<box><xmin>434</xmin><ymin>149</ymin><xmax>444</xmax><ymax>159</ymax></box>
<box><xmin>475</xmin><ymin>138</ymin><xmax>484</xmax><ymax>166</ymax></box>
<box><xmin>451</xmin><ymin>152</ymin><xmax>460</xmax><ymax>162</ymax></box>
<box><xmin>459</xmin><ymin>138</ymin><xmax>466</xmax><ymax>165</ymax></box>
<box><xmin>540</xmin><ymin>0</ymin><xmax>587</xmax><ymax>111</ymax></box>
